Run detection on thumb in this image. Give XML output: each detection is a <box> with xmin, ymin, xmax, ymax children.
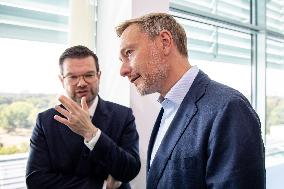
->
<box><xmin>81</xmin><ymin>97</ymin><xmax>88</xmax><ymax>111</ymax></box>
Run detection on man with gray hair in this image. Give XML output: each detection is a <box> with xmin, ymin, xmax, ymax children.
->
<box><xmin>116</xmin><ymin>13</ymin><xmax>265</xmax><ymax>189</ymax></box>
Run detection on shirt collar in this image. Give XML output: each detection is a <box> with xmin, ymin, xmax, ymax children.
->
<box><xmin>88</xmin><ymin>96</ymin><xmax>98</xmax><ymax>116</ymax></box>
<box><xmin>158</xmin><ymin>66</ymin><xmax>199</xmax><ymax>106</ymax></box>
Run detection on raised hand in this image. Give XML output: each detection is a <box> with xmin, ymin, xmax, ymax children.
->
<box><xmin>54</xmin><ymin>95</ymin><xmax>97</xmax><ymax>141</ymax></box>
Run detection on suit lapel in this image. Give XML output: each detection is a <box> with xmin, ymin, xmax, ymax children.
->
<box><xmin>147</xmin><ymin>108</ymin><xmax>164</xmax><ymax>171</ymax></box>
<box><xmin>147</xmin><ymin>100</ymin><xmax>198</xmax><ymax>189</ymax></box>
<box><xmin>147</xmin><ymin>70</ymin><xmax>210</xmax><ymax>189</ymax></box>
<box><xmin>58</xmin><ymin>116</ymin><xmax>83</xmax><ymax>164</ymax></box>
<box><xmin>58</xmin><ymin>98</ymin><xmax>109</xmax><ymax>168</ymax></box>
<box><xmin>91</xmin><ymin>97</ymin><xmax>110</xmax><ymax>133</ymax></box>
<box><xmin>73</xmin><ymin>97</ymin><xmax>110</xmax><ymax>176</ymax></box>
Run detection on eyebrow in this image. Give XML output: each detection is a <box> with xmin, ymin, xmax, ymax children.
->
<box><xmin>63</xmin><ymin>71</ymin><xmax>96</xmax><ymax>77</ymax></box>
<box><xmin>119</xmin><ymin>48</ymin><xmax>128</xmax><ymax>62</ymax></box>
<box><xmin>120</xmin><ymin>42</ymin><xmax>136</xmax><ymax>54</ymax></box>
<box><xmin>120</xmin><ymin>48</ymin><xmax>126</xmax><ymax>57</ymax></box>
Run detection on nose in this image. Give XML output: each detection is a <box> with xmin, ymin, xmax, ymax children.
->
<box><xmin>120</xmin><ymin>61</ymin><xmax>132</xmax><ymax>77</ymax></box>
<box><xmin>77</xmin><ymin>76</ymin><xmax>87</xmax><ymax>87</ymax></box>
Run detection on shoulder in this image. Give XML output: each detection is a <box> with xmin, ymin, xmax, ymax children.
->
<box><xmin>38</xmin><ymin>107</ymin><xmax>57</xmax><ymax>119</ymax></box>
<box><xmin>97</xmin><ymin>99</ymin><xmax>136</xmax><ymax>130</ymax></box>
<box><xmin>207</xmin><ymin>80</ymin><xmax>249</xmax><ymax>104</ymax></box>
<box><xmin>100</xmin><ymin>98</ymin><xmax>132</xmax><ymax>114</ymax></box>
<box><xmin>35</xmin><ymin>108</ymin><xmax>58</xmax><ymax>128</ymax></box>
<box><xmin>191</xmin><ymin>70</ymin><xmax>248</xmax><ymax>105</ymax></box>
<box><xmin>193</xmin><ymin>78</ymin><xmax>253</xmax><ymax>118</ymax></box>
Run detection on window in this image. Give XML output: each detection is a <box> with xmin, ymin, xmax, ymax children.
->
<box><xmin>176</xmin><ymin>17</ymin><xmax>252</xmax><ymax>98</ymax></box>
<box><xmin>171</xmin><ymin>0</ymin><xmax>284</xmax><ymax>188</ymax></box>
<box><xmin>266</xmin><ymin>38</ymin><xmax>284</xmax><ymax>164</ymax></box>
<box><xmin>171</xmin><ymin>0</ymin><xmax>251</xmax><ymax>23</ymax></box>
<box><xmin>0</xmin><ymin>0</ymin><xmax>69</xmax><ymax>188</ymax></box>
<box><xmin>265</xmin><ymin>1</ymin><xmax>284</xmax><ymax>187</ymax></box>
<box><xmin>267</xmin><ymin>0</ymin><xmax>284</xmax><ymax>35</ymax></box>
<box><xmin>0</xmin><ymin>0</ymin><xmax>69</xmax><ymax>42</ymax></box>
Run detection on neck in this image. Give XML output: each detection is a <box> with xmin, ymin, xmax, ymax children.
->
<box><xmin>87</xmin><ymin>97</ymin><xmax>96</xmax><ymax>108</ymax></box>
<box><xmin>160</xmin><ymin>56</ymin><xmax>191</xmax><ymax>97</ymax></box>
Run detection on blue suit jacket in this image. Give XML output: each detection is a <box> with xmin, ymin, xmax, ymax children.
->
<box><xmin>147</xmin><ymin>71</ymin><xmax>265</xmax><ymax>189</ymax></box>
<box><xmin>26</xmin><ymin>97</ymin><xmax>141</xmax><ymax>189</ymax></box>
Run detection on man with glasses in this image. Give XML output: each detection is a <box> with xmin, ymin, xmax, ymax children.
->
<box><xmin>26</xmin><ymin>45</ymin><xmax>141</xmax><ymax>189</ymax></box>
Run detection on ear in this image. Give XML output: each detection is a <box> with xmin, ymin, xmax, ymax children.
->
<box><xmin>58</xmin><ymin>74</ymin><xmax>65</xmax><ymax>88</ymax></box>
<box><xmin>96</xmin><ymin>71</ymin><xmax>101</xmax><ymax>87</ymax></box>
<box><xmin>97</xmin><ymin>71</ymin><xmax>101</xmax><ymax>80</ymax></box>
<box><xmin>159</xmin><ymin>30</ymin><xmax>173</xmax><ymax>56</ymax></box>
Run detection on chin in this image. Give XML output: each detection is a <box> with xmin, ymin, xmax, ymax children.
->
<box><xmin>138</xmin><ymin>91</ymin><xmax>147</xmax><ymax>96</ymax></box>
<box><xmin>137</xmin><ymin>86</ymin><xmax>155</xmax><ymax>96</ymax></box>
<box><xmin>73</xmin><ymin>98</ymin><xmax>81</xmax><ymax>104</ymax></box>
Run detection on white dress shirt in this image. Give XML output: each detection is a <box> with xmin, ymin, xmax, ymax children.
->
<box><xmin>150</xmin><ymin>66</ymin><xmax>199</xmax><ymax>166</ymax></box>
<box><xmin>83</xmin><ymin>96</ymin><xmax>113</xmax><ymax>189</ymax></box>
<box><xmin>84</xmin><ymin>96</ymin><xmax>102</xmax><ymax>150</ymax></box>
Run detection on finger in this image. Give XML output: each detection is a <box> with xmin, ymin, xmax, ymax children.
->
<box><xmin>58</xmin><ymin>95</ymin><xmax>73</xmax><ymax>112</ymax></box>
<box><xmin>54</xmin><ymin>105</ymin><xmax>71</xmax><ymax>119</ymax></box>
<box><xmin>58</xmin><ymin>95</ymin><xmax>79</xmax><ymax>113</ymax></box>
<box><xmin>54</xmin><ymin>115</ymin><xmax>70</xmax><ymax>126</ymax></box>
<box><xmin>81</xmin><ymin>97</ymin><xmax>88</xmax><ymax>111</ymax></box>
<box><xmin>106</xmin><ymin>175</ymin><xmax>121</xmax><ymax>189</ymax></box>
<box><xmin>106</xmin><ymin>181</ymin><xmax>121</xmax><ymax>189</ymax></box>
<box><xmin>106</xmin><ymin>175</ymin><xmax>112</xmax><ymax>189</ymax></box>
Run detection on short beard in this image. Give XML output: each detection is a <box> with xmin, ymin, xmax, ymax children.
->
<box><xmin>71</xmin><ymin>87</ymin><xmax>99</xmax><ymax>107</ymax></box>
<box><xmin>136</xmin><ymin>42</ymin><xmax>169</xmax><ymax>96</ymax></box>
<box><xmin>137</xmin><ymin>63</ymin><xmax>168</xmax><ymax>96</ymax></box>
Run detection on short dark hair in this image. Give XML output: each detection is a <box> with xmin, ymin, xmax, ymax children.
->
<box><xmin>59</xmin><ymin>45</ymin><xmax>99</xmax><ymax>74</ymax></box>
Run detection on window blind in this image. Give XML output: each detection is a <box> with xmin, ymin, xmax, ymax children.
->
<box><xmin>267</xmin><ymin>38</ymin><xmax>284</xmax><ymax>69</ymax></box>
<box><xmin>267</xmin><ymin>0</ymin><xmax>284</xmax><ymax>35</ymax></box>
<box><xmin>170</xmin><ymin>0</ymin><xmax>251</xmax><ymax>24</ymax></box>
<box><xmin>0</xmin><ymin>0</ymin><xmax>69</xmax><ymax>43</ymax></box>
<box><xmin>175</xmin><ymin>16</ymin><xmax>251</xmax><ymax>65</ymax></box>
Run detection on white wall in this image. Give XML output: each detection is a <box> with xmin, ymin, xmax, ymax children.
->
<box><xmin>96</xmin><ymin>0</ymin><xmax>132</xmax><ymax>106</ymax></box>
<box><xmin>129</xmin><ymin>1</ymin><xmax>169</xmax><ymax>188</ymax></box>
<box><xmin>97</xmin><ymin>0</ymin><xmax>169</xmax><ymax>188</ymax></box>
<box><xmin>68</xmin><ymin>0</ymin><xmax>95</xmax><ymax>49</ymax></box>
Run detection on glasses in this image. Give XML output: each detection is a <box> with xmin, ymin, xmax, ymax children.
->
<box><xmin>62</xmin><ymin>72</ymin><xmax>98</xmax><ymax>85</ymax></box>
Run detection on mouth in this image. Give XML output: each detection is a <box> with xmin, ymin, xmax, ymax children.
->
<box><xmin>130</xmin><ymin>75</ymin><xmax>140</xmax><ymax>83</ymax></box>
<box><xmin>76</xmin><ymin>90</ymin><xmax>89</xmax><ymax>97</ymax></box>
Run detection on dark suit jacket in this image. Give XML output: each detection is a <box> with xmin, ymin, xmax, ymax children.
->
<box><xmin>26</xmin><ymin>97</ymin><xmax>141</xmax><ymax>189</ymax></box>
<box><xmin>147</xmin><ymin>70</ymin><xmax>265</xmax><ymax>189</ymax></box>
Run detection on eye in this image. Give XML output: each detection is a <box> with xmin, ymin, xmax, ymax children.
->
<box><xmin>125</xmin><ymin>50</ymin><xmax>133</xmax><ymax>57</ymax></box>
<box><xmin>68</xmin><ymin>75</ymin><xmax>78</xmax><ymax>80</ymax></box>
<box><xmin>84</xmin><ymin>74</ymin><xmax>95</xmax><ymax>78</ymax></box>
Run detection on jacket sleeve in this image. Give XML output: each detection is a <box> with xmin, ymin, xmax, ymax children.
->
<box><xmin>206</xmin><ymin>97</ymin><xmax>265</xmax><ymax>189</ymax></box>
<box><xmin>89</xmin><ymin>108</ymin><xmax>141</xmax><ymax>183</ymax></box>
<box><xmin>26</xmin><ymin>116</ymin><xmax>93</xmax><ymax>189</ymax></box>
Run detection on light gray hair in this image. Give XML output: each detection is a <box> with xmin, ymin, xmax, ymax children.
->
<box><xmin>115</xmin><ymin>12</ymin><xmax>188</xmax><ymax>58</ymax></box>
